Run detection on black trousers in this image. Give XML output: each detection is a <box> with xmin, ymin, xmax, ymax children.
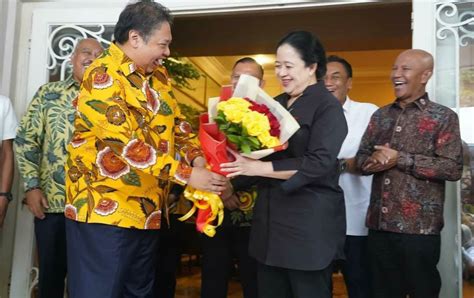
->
<box><xmin>201</xmin><ymin>226</ymin><xmax>257</xmax><ymax>298</ymax></box>
<box><xmin>34</xmin><ymin>213</ymin><xmax>67</xmax><ymax>298</ymax></box>
<box><xmin>341</xmin><ymin>235</ymin><xmax>371</xmax><ymax>298</ymax></box>
<box><xmin>368</xmin><ymin>229</ymin><xmax>441</xmax><ymax>298</ymax></box>
<box><xmin>258</xmin><ymin>262</ymin><xmax>333</xmax><ymax>298</ymax></box>
<box><xmin>66</xmin><ymin>219</ymin><xmax>160</xmax><ymax>298</ymax></box>
<box><xmin>154</xmin><ymin>214</ymin><xmax>185</xmax><ymax>298</ymax></box>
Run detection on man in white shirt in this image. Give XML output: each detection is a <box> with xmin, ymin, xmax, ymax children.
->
<box><xmin>325</xmin><ymin>56</ymin><xmax>378</xmax><ymax>298</ymax></box>
<box><xmin>0</xmin><ymin>95</ymin><xmax>18</xmax><ymax>228</ymax></box>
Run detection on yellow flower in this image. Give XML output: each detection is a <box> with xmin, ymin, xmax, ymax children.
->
<box><xmin>258</xmin><ymin>131</ymin><xmax>280</xmax><ymax>148</ymax></box>
<box><xmin>217</xmin><ymin>98</ymin><xmax>251</xmax><ymax>123</ymax></box>
<box><xmin>242</xmin><ymin>111</ymin><xmax>270</xmax><ymax>136</ymax></box>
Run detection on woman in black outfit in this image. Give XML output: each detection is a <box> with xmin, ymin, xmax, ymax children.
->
<box><xmin>221</xmin><ymin>31</ymin><xmax>348</xmax><ymax>298</ymax></box>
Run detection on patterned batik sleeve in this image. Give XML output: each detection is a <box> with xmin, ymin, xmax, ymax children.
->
<box><xmin>404</xmin><ymin>110</ymin><xmax>463</xmax><ymax>181</ymax></box>
<box><xmin>75</xmin><ymin>67</ymin><xmax>191</xmax><ymax>185</ymax></box>
<box><xmin>14</xmin><ymin>90</ymin><xmax>45</xmax><ymax>190</ymax></box>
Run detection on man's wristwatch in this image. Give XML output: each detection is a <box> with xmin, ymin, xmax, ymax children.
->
<box><xmin>339</xmin><ymin>159</ymin><xmax>348</xmax><ymax>173</ymax></box>
<box><xmin>0</xmin><ymin>192</ymin><xmax>13</xmax><ymax>202</ymax></box>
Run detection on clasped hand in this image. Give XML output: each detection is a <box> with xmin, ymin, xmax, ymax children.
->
<box><xmin>188</xmin><ymin>166</ymin><xmax>228</xmax><ymax>195</ymax></box>
<box><xmin>362</xmin><ymin>143</ymin><xmax>399</xmax><ymax>173</ymax></box>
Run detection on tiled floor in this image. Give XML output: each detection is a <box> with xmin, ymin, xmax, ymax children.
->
<box><xmin>175</xmin><ymin>267</ymin><xmax>348</xmax><ymax>298</ymax></box>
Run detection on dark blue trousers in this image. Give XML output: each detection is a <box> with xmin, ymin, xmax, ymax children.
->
<box><xmin>66</xmin><ymin>219</ymin><xmax>160</xmax><ymax>298</ymax></box>
<box><xmin>34</xmin><ymin>213</ymin><xmax>67</xmax><ymax>298</ymax></box>
<box><xmin>153</xmin><ymin>214</ymin><xmax>185</xmax><ymax>298</ymax></box>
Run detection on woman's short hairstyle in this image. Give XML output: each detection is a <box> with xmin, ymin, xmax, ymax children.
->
<box><xmin>114</xmin><ymin>1</ymin><xmax>173</xmax><ymax>44</ymax></box>
<box><xmin>276</xmin><ymin>31</ymin><xmax>327</xmax><ymax>80</ymax></box>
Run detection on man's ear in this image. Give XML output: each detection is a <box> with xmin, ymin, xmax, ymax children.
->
<box><xmin>421</xmin><ymin>69</ymin><xmax>433</xmax><ymax>84</ymax></box>
<box><xmin>128</xmin><ymin>30</ymin><xmax>142</xmax><ymax>48</ymax></box>
<box><xmin>310</xmin><ymin>63</ymin><xmax>317</xmax><ymax>77</ymax></box>
<box><xmin>347</xmin><ymin>77</ymin><xmax>353</xmax><ymax>91</ymax></box>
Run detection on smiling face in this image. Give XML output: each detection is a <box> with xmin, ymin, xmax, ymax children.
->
<box><xmin>391</xmin><ymin>50</ymin><xmax>433</xmax><ymax>104</ymax></box>
<box><xmin>132</xmin><ymin>22</ymin><xmax>172</xmax><ymax>74</ymax></box>
<box><xmin>275</xmin><ymin>43</ymin><xmax>317</xmax><ymax>99</ymax></box>
<box><xmin>324</xmin><ymin>61</ymin><xmax>352</xmax><ymax>104</ymax></box>
<box><xmin>71</xmin><ymin>38</ymin><xmax>103</xmax><ymax>83</ymax></box>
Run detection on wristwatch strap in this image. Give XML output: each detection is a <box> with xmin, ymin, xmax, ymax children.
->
<box><xmin>0</xmin><ymin>192</ymin><xmax>13</xmax><ymax>202</ymax></box>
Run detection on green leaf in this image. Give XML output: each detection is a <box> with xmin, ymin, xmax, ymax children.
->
<box><xmin>159</xmin><ymin>101</ymin><xmax>173</xmax><ymax>115</ymax></box>
<box><xmin>86</xmin><ymin>99</ymin><xmax>108</xmax><ymax>114</ymax></box>
<box><xmin>247</xmin><ymin>136</ymin><xmax>260</xmax><ymax>147</ymax></box>
<box><xmin>73</xmin><ymin>198</ymin><xmax>88</xmax><ymax>212</ymax></box>
<box><xmin>94</xmin><ymin>185</ymin><xmax>117</xmax><ymax>193</ymax></box>
<box><xmin>241</xmin><ymin>143</ymin><xmax>251</xmax><ymax>154</ymax></box>
<box><xmin>227</xmin><ymin>134</ymin><xmax>240</xmax><ymax>145</ymax></box>
<box><xmin>53</xmin><ymin>168</ymin><xmax>65</xmax><ymax>185</ymax></box>
<box><xmin>121</xmin><ymin>170</ymin><xmax>141</xmax><ymax>186</ymax></box>
<box><xmin>226</xmin><ymin>125</ymin><xmax>240</xmax><ymax>134</ymax></box>
<box><xmin>103</xmin><ymin>138</ymin><xmax>125</xmax><ymax>154</ymax></box>
<box><xmin>81</xmin><ymin>114</ymin><xmax>94</xmax><ymax>128</ymax></box>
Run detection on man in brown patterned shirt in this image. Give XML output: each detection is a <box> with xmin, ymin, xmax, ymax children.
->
<box><xmin>356</xmin><ymin>49</ymin><xmax>463</xmax><ymax>298</ymax></box>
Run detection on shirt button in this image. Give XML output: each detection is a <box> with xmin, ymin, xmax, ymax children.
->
<box><xmin>395</xmin><ymin>126</ymin><xmax>402</xmax><ymax>132</ymax></box>
<box><xmin>420</xmin><ymin>99</ymin><xmax>426</xmax><ymax>105</ymax></box>
<box><xmin>384</xmin><ymin>178</ymin><xmax>390</xmax><ymax>185</ymax></box>
<box><xmin>382</xmin><ymin>207</ymin><xmax>388</xmax><ymax>213</ymax></box>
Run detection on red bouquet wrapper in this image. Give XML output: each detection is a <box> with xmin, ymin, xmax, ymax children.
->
<box><xmin>198</xmin><ymin>113</ymin><xmax>235</xmax><ymax>176</ymax></box>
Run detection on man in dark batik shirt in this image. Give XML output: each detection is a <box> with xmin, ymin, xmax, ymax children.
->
<box><xmin>356</xmin><ymin>49</ymin><xmax>463</xmax><ymax>298</ymax></box>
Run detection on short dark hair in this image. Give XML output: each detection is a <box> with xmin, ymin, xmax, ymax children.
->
<box><xmin>232</xmin><ymin>57</ymin><xmax>264</xmax><ymax>79</ymax></box>
<box><xmin>114</xmin><ymin>1</ymin><xmax>173</xmax><ymax>44</ymax></box>
<box><xmin>327</xmin><ymin>55</ymin><xmax>353</xmax><ymax>78</ymax></box>
<box><xmin>276</xmin><ymin>31</ymin><xmax>327</xmax><ymax>80</ymax></box>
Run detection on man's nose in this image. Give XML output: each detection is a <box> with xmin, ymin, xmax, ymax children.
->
<box><xmin>164</xmin><ymin>46</ymin><xmax>170</xmax><ymax>58</ymax></box>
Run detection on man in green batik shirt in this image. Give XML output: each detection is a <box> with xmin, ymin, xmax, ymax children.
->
<box><xmin>14</xmin><ymin>38</ymin><xmax>102</xmax><ymax>298</ymax></box>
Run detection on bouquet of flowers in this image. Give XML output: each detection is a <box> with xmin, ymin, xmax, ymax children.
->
<box><xmin>179</xmin><ymin>74</ymin><xmax>299</xmax><ymax>237</ymax></box>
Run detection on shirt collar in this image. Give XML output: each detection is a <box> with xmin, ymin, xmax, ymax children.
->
<box><xmin>64</xmin><ymin>76</ymin><xmax>80</xmax><ymax>90</ymax></box>
<box><xmin>342</xmin><ymin>96</ymin><xmax>352</xmax><ymax>112</ymax></box>
<box><xmin>108</xmin><ymin>42</ymin><xmax>169</xmax><ymax>83</ymax></box>
<box><xmin>392</xmin><ymin>93</ymin><xmax>430</xmax><ymax>111</ymax></box>
<box><xmin>108</xmin><ymin>42</ymin><xmax>137</xmax><ymax>77</ymax></box>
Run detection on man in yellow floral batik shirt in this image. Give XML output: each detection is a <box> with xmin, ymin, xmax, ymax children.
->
<box><xmin>64</xmin><ymin>2</ymin><xmax>227</xmax><ymax>297</ymax></box>
<box><xmin>15</xmin><ymin>38</ymin><xmax>103</xmax><ymax>298</ymax></box>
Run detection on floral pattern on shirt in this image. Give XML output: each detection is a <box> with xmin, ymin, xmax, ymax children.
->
<box><xmin>356</xmin><ymin>95</ymin><xmax>463</xmax><ymax>235</ymax></box>
<box><xmin>65</xmin><ymin>43</ymin><xmax>202</xmax><ymax>229</ymax></box>
<box><xmin>15</xmin><ymin>78</ymin><xmax>78</xmax><ymax>213</ymax></box>
<box><xmin>228</xmin><ymin>186</ymin><xmax>257</xmax><ymax>227</ymax></box>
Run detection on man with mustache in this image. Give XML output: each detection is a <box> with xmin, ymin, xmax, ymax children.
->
<box><xmin>15</xmin><ymin>38</ymin><xmax>103</xmax><ymax>298</ymax></box>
